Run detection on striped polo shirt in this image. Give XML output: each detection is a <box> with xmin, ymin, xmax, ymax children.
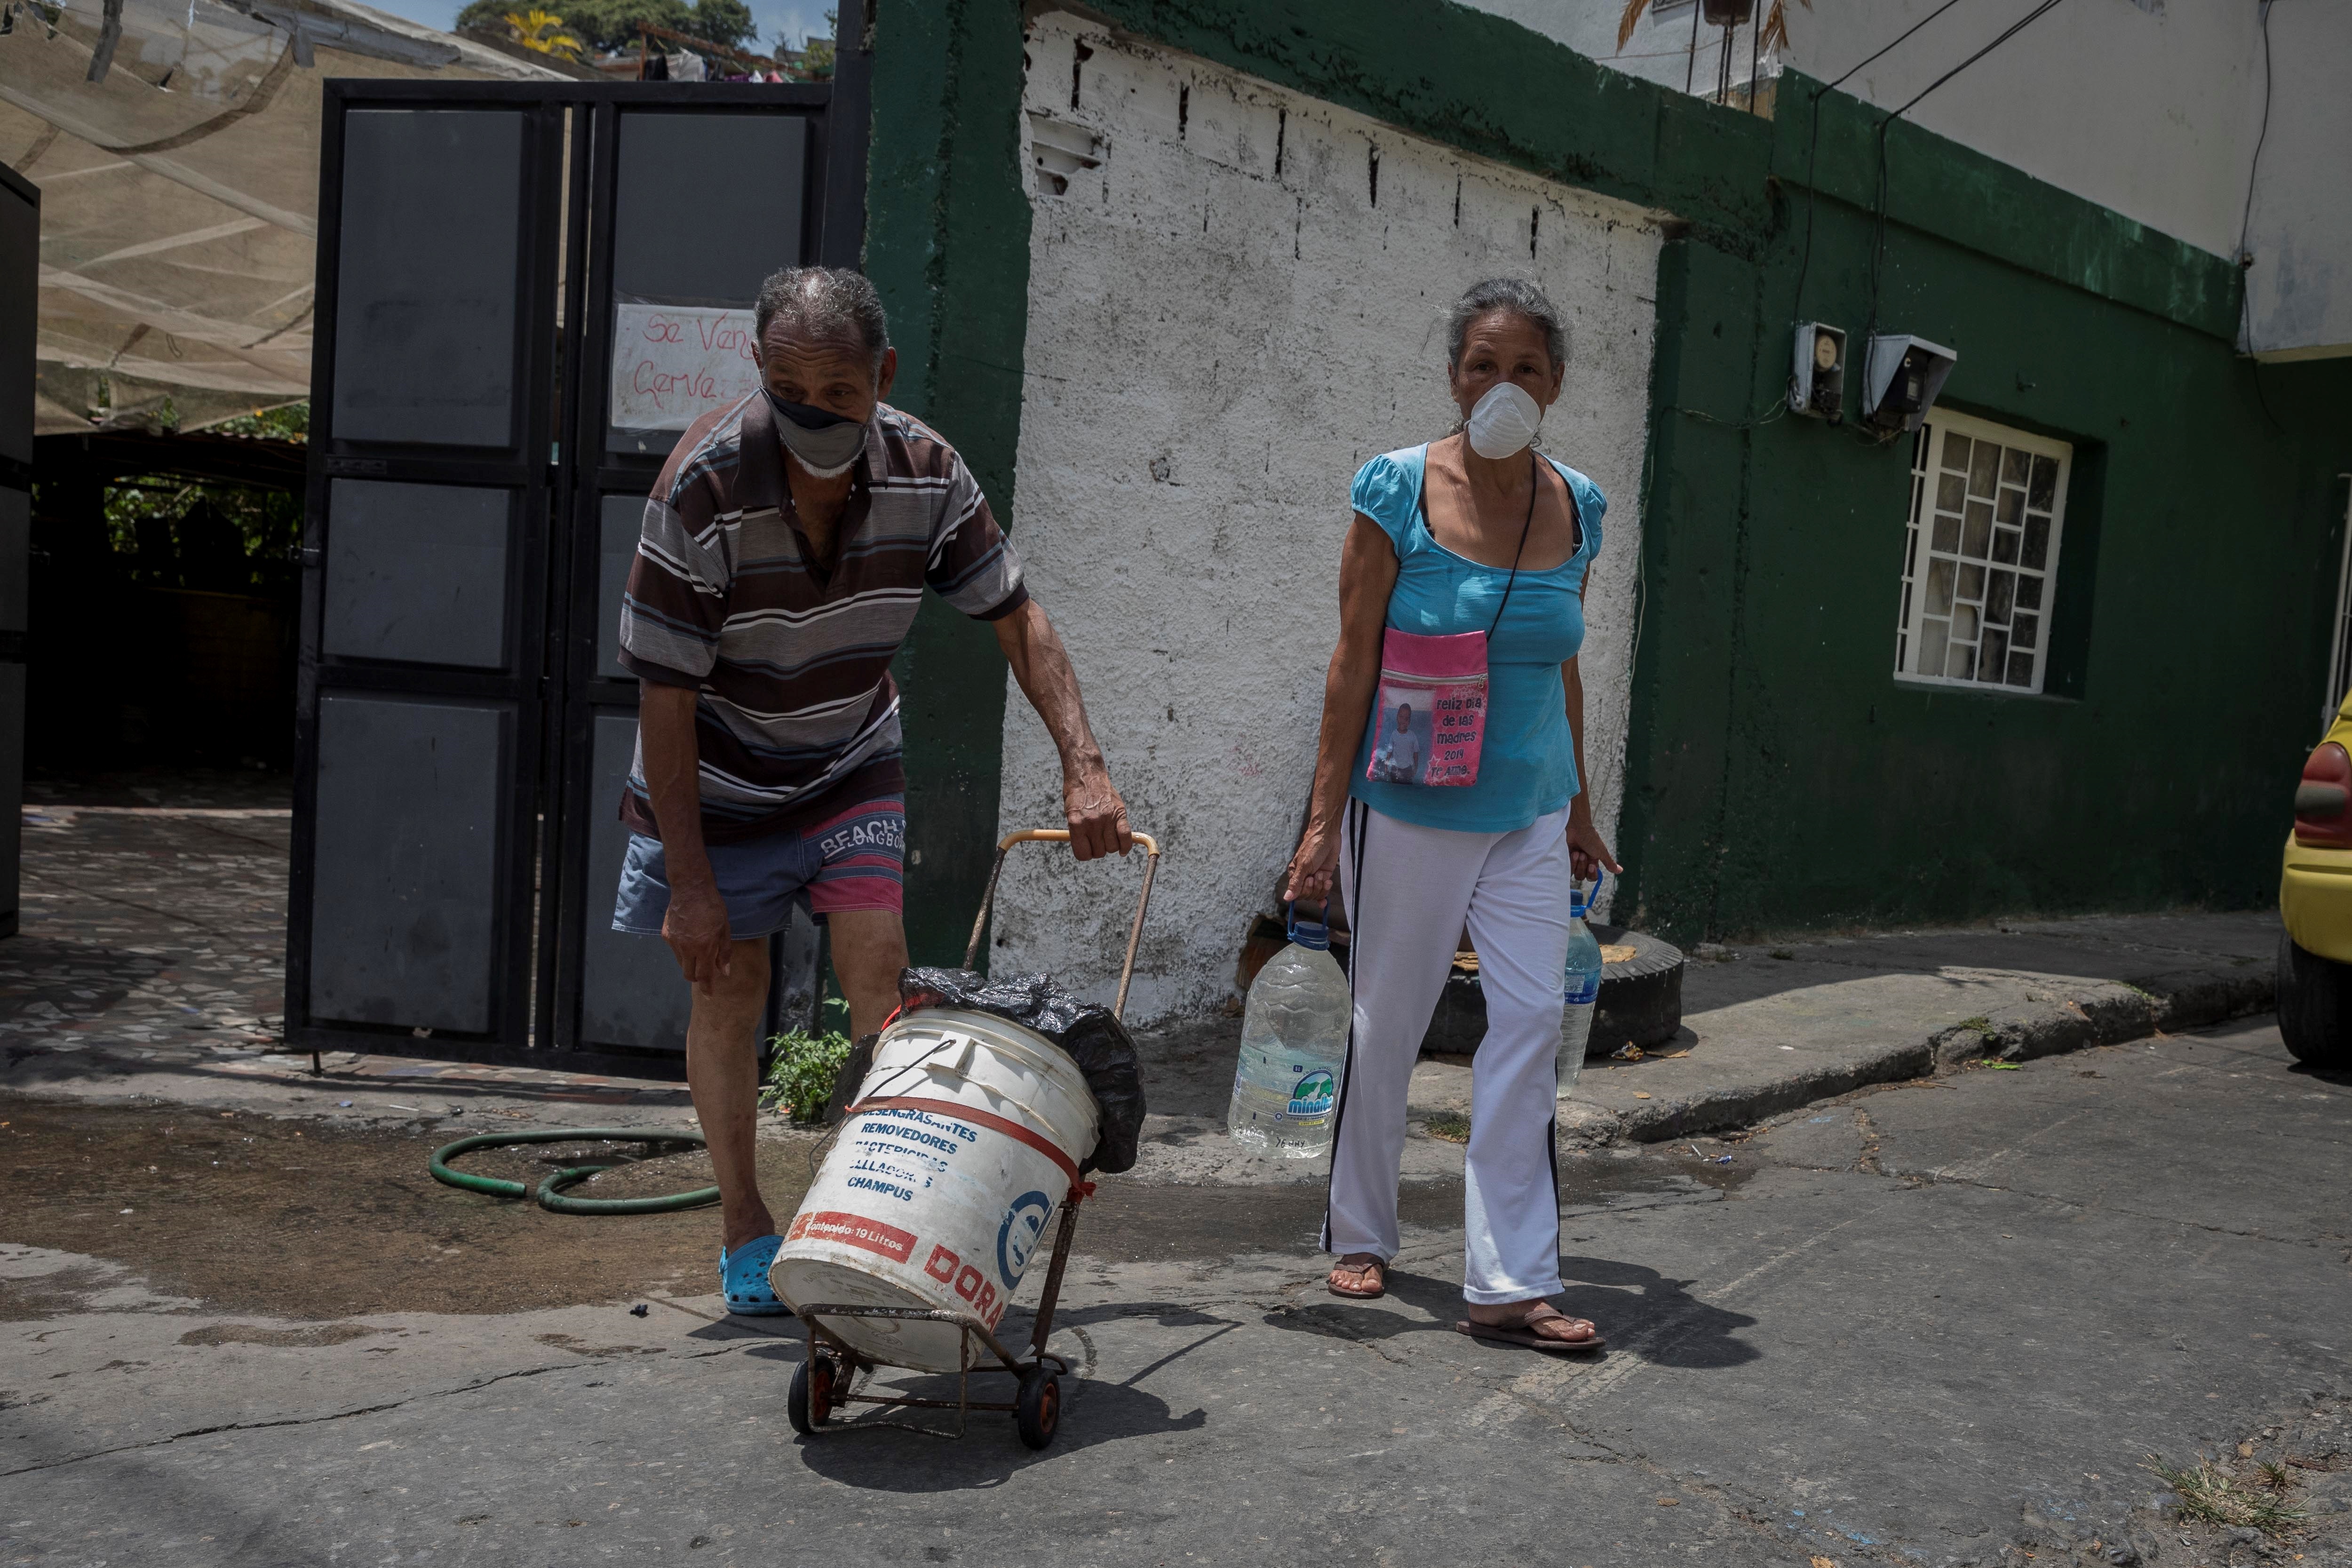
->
<box><xmin>617</xmin><ymin>392</ymin><xmax>1028</xmax><ymax>843</ymax></box>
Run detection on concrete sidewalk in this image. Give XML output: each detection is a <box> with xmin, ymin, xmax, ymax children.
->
<box><xmin>1562</xmin><ymin>908</ymin><xmax>2279</xmax><ymax>1144</ymax></box>
<box><xmin>0</xmin><ymin>801</ymin><xmax>2280</xmax><ymax>1156</ymax></box>
<box><xmin>1122</xmin><ymin>910</ymin><xmax>2281</xmax><ymax>1177</ymax></box>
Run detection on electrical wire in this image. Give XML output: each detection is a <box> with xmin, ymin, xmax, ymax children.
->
<box><xmin>1665</xmin><ymin>395</ymin><xmax>1791</xmax><ymax>432</ymax></box>
<box><xmin>2234</xmin><ymin>0</ymin><xmax>2273</xmax><ymax>272</ymax></box>
<box><xmin>1790</xmin><ymin>0</ymin><xmax>1968</xmax><ymax>326</ymax></box>
<box><xmin>1861</xmin><ymin>0</ymin><xmax>2073</xmax><ymax>371</ymax></box>
<box><xmin>1875</xmin><ymin>0</ymin><xmax>2071</xmax><ymax>131</ymax></box>
<box><xmin>2236</xmin><ymin>0</ymin><xmax>2283</xmax><ymax>432</ymax></box>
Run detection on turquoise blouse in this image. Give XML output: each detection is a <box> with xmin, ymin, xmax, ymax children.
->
<box><xmin>1346</xmin><ymin>444</ymin><xmax>1605</xmax><ymax>835</ymax></box>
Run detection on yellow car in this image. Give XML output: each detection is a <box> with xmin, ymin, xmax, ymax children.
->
<box><xmin>2279</xmin><ymin>698</ymin><xmax>2352</xmax><ymax>1067</ymax></box>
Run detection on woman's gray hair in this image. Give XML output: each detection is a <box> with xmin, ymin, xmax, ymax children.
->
<box><xmin>754</xmin><ymin>266</ymin><xmax>890</xmax><ymax>374</ymax></box>
<box><xmin>1446</xmin><ymin>277</ymin><xmax>1569</xmax><ymax>370</ymax></box>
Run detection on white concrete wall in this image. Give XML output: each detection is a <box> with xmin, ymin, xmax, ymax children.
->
<box><xmin>1780</xmin><ymin>0</ymin><xmax>2265</xmax><ymax>262</ymax></box>
<box><xmin>1478</xmin><ymin>0</ymin><xmax>2350</xmax><ymax>356</ymax></box>
<box><xmin>1481</xmin><ymin>0</ymin><xmax>2265</xmax><ymax>258</ymax></box>
<box><xmin>2241</xmin><ymin>0</ymin><xmax>2352</xmax><ymax>359</ymax></box>
<box><xmin>992</xmin><ymin>11</ymin><xmax>1663</xmax><ymax>1025</ymax></box>
<box><xmin>1471</xmin><ymin>0</ymin><xmax>1766</xmax><ymax>101</ymax></box>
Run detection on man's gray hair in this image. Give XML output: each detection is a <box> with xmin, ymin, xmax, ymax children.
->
<box><xmin>754</xmin><ymin>266</ymin><xmax>890</xmax><ymax>374</ymax></box>
<box><xmin>1446</xmin><ymin>277</ymin><xmax>1569</xmax><ymax>370</ymax></box>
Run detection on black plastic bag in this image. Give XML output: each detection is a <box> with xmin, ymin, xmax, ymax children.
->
<box><xmin>893</xmin><ymin>967</ymin><xmax>1147</xmax><ymax>1176</ymax></box>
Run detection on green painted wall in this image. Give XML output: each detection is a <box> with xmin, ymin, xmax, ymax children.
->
<box><xmin>862</xmin><ymin>0</ymin><xmax>1033</xmax><ymax>965</ymax></box>
<box><xmin>863</xmin><ymin>7</ymin><xmax>2352</xmax><ymax>955</ymax></box>
<box><xmin>1620</xmin><ymin>75</ymin><xmax>2352</xmax><ymax>940</ymax></box>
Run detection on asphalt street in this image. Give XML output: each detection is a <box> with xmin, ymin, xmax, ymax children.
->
<box><xmin>4</xmin><ymin>1015</ymin><xmax>2347</xmax><ymax>1568</ymax></box>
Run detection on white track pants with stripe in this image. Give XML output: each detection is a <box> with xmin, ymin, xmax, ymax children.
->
<box><xmin>1325</xmin><ymin>798</ymin><xmax>1573</xmax><ymax>1305</ymax></box>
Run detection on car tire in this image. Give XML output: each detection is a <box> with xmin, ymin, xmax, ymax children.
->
<box><xmin>2276</xmin><ymin>931</ymin><xmax>2352</xmax><ymax>1069</ymax></box>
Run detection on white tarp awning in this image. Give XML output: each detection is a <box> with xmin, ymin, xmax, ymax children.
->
<box><xmin>0</xmin><ymin>0</ymin><xmax>564</xmax><ymax>434</ymax></box>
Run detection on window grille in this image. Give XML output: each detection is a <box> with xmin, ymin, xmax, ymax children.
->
<box><xmin>1895</xmin><ymin>411</ymin><xmax>2071</xmax><ymax>694</ymax></box>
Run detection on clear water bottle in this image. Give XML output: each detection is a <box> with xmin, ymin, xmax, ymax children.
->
<box><xmin>1560</xmin><ymin>871</ymin><xmax>1606</xmax><ymax>1095</ymax></box>
<box><xmin>1227</xmin><ymin>904</ymin><xmax>1352</xmax><ymax>1159</ymax></box>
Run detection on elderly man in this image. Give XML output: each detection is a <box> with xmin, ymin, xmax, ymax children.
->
<box><xmin>612</xmin><ymin>266</ymin><xmax>1130</xmax><ymax>1315</ymax></box>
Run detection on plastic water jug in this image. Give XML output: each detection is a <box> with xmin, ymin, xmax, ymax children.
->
<box><xmin>1227</xmin><ymin>905</ymin><xmax>1352</xmax><ymax>1159</ymax></box>
<box><xmin>1560</xmin><ymin>871</ymin><xmax>1605</xmax><ymax>1095</ymax></box>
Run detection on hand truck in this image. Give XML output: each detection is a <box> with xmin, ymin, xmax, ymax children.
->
<box><xmin>788</xmin><ymin>826</ymin><xmax>1160</xmax><ymax>1450</ymax></box>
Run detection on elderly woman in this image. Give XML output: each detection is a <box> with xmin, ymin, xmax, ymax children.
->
<box><xmin>1284</xmin><ymin>277</ymin><xmax>1621</xmax><ymax>1352</ymax></box>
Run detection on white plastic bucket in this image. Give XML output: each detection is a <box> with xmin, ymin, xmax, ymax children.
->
<box><xmin>770</xmin><ymin>1007</ymin><xmax>1100</xmax><ymax>1371</ymax></box>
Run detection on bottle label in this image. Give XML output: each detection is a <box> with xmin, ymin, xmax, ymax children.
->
<box><xmin>1564</xmin><ymin>974</ymin><xmax>1601</xmax><ymax>1006</ymax></box>
<box><xmin>1285</xmin><ymin>1069</ymin><xmax>1337</xmax><ymax>1121</ymax></box>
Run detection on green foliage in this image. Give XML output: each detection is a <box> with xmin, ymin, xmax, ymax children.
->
<box><xmin>101</xmin><ymin>476</ymin><xmax>302</xmax><ymax>591</ymax></box>
<box><xmin>685</xmin><ymin>0</ymin><xmax>753</xmax><ymax>50</ymax></box>
<box><xmin>453</xmin><ymin>0</ymin><xmax>515</xmax><ymax>33</ymax></box>
<box><xmin>80</xmin><ymin>401</ymin><xmax>309</xmax><ymax>591</ymax></box>
<box><xmin>459</xmin><ymin>0</ymin><xmax>757</xmax><ymax>54</ymax></box>
<box><xmin>211</xmin><ymin>402</ymin><xmax>309</xmax><ymax>440</ymax></box>
<box><xmin>760</xmin><ymin>997</ymin><xmax>853</xmax><ymax>1123</ymax></box>
<box><xmin>780</xmin><ymin>7</ymin><xmax>834</xmax><ymax>77</ymax></box>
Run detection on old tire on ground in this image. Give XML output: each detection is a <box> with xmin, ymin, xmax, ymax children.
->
<box><xmin>2277</xmin><ymin>931</ymin><xmax>2352</xmax><ymax>1069</ymax></box>
<box><xmin>789</xmin><ymin>1355</ymin><xmax>834</xmax><ymax>1435</ymax></box>
<box><xmin>1014</xmin><ymin>1366</ymin><xmax>1060</xmax><ymax>1450</ymax></box>
<box><xmin>1420</xmin><ymin>926</ymin><xmax>1685</xmax><ymax>1057</ymax></box>
<box><xmin>1588</xmin><ymin>924</ymin><xmax>1685</xmax><ymax>1057</ymax></box>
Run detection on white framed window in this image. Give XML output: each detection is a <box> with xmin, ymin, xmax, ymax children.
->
<box><xmin>1895</xmin><ymin>410</ymin><xmax>2072</xmax><ymax>693</ymax></box>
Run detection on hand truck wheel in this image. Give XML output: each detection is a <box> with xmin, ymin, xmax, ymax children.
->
<box><xmin>1013</xmin><ymin>1364</ymin><xmax>1060</xmax><ymax>1450</ymax></box>
<box><xmin>789</xmin><ymin>1353</ymin><xmax>836</xmax><ymax>1435</ymax></box>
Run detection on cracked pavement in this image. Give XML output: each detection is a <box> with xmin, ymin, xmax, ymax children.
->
<box><xmin>3</xmin><ymin>1016</ymin><xmax>2347</xmax><ymax>1568</ymax></box>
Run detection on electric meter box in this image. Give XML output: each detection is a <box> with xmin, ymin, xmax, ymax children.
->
<box><xmin>1789</xmin><ymin>322</ymin><xmax>1846</xmax><ymax>422</ymax></box>
<box><xmin>1863</xmin><ymin>334</ymin><xmax>1957</xmax><ymax>432</ymax></box>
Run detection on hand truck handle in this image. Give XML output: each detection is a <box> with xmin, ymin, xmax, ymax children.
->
<box><xmin>960</xmin><ymin>828</ymin><xmax>1161</xmax><ymax>1024</ymax></box>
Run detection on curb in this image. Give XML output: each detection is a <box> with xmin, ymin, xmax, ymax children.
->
<box><xmin>1587</xmin><ymin>963</ymin><xmax>2276</xmax><ymax>1146</ymax></box>
<box><xmin>1933</xmin><ymin>966</ymin><xmax>2277</xmax><ymax>1069</ymax></box>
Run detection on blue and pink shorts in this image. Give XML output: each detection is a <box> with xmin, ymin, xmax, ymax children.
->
<box><xmin>612</xmin><ymin>796</ymin><xmax>906</xmax><ymax>940</ymax></box>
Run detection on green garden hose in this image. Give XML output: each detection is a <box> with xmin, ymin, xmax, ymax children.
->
<box><xmin>428</xmin><ymin>1128</ymin><xmax>720</xmax><ymax>1215</ymax></box>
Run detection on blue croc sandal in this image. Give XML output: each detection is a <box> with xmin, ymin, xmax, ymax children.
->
<box><xmin>719</xmin><ymin>1234</ymin><xmax>792</xmax><ymax>1316</ymax></box>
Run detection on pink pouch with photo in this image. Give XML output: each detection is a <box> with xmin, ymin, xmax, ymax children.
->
<box><xmin>1365</xmin><ymin>628</ymin><xmax>1489</xmax><ymax>788</ymax></box>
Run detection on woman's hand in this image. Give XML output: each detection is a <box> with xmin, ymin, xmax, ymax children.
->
<box><xmin>1284</xmin><ymin>820</ymin><xmax>1342</xmax><ymax>905</ymax></box>
<box><xmin>1565</xmin><ymin>809</ymin><xmax>1621</xmax><ymax>884</ymax></box>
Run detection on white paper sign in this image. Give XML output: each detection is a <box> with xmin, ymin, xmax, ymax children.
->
<box><xmin>609</xmin><ymin>303</ymin><xmax>761</xmax><ymax>432</ymax></box>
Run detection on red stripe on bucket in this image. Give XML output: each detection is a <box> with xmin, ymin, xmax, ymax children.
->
<box><xmin>786</xmin><ymin>1210</ymin><xmax>917</xmax><ymax>1263</ymax></box>
<box><xmin>847</xmin><ymin>1096</ymin><xmax>1082</xmax><ymax>1186</ymax></box>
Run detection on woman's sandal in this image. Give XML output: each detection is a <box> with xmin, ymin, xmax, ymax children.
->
<box><xmin>1454</xmin><ymin>1301</ymin><xmax>1605</xmax><ymax>1354</ymax></box>
<box><xmin>1327</xmin><ymin>1254</ymin><xmax>1387</xmax><ymax>1299</ymax></box>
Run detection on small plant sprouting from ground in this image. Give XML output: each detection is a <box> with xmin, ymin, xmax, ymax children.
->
<box><xmin>761</xmin><ymin>997</ymin><xmax>853</xmax><ymax>1123</ymax></box>
<box><xmin>1422</xmin><ymin>1111</ymin><xmax>1471</xmax><ymax>1144</ymax></box>
<box><xmin>2144</xmin><ymin>1453</ymin><xmax>2304</xmax><ymax>1534</ymax></box>
<box><xmin>2256</xmin><ymin>1459</ymin><xmax>2294</xmax><ymax>1493</ymax></box>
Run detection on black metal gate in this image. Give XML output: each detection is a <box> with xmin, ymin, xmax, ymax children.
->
<box><xmin>285</xmin><ymin>26</ymin><xmax>871</xmax><ymax>1072</ymax></box>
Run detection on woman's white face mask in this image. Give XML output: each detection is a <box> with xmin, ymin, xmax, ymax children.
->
<box><xmin>1464</xmin><ymin>380</ymin><xmax>1545</xmax><ymax>460</ymax></box>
